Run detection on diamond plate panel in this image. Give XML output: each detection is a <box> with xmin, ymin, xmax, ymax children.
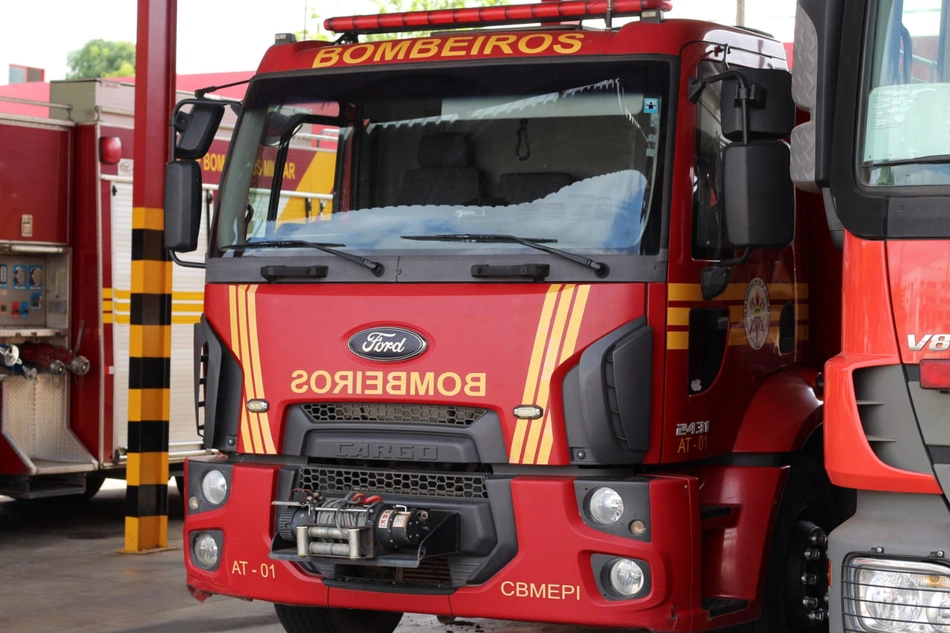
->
<box><xmin>791</xmin><ymin>122</ymin><xmax>820</xmax><ymax>192</ymax></box>
<box><xmin>2</xmin><ymin>374</ymin><xmax>95</xmax><ymax>469</ymax></box>
<box><xmin>793</xmin><ymin>8</ymin><xmax>819</xmax><ymax>111</ymax></box>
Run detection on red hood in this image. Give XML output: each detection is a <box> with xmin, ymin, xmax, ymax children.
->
<box><xmin>205</xmin><ymin>282</ymin><xmax>645</xmax><ymax>466</ymax></box>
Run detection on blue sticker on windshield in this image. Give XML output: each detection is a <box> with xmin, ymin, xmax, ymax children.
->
<box><xmin>644</xmin><ymin>98</ymin><xmax>659</xmax><ymax>114</ymax></box>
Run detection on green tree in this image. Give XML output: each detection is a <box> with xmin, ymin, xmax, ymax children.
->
<box><xmin>66</xmin><ymin>39</ymin><xmax>136</xmax><ymax>79</ymax></box>
<box><xmin>303</xmin><ymin>0</ymin><xmax>510</xmax><ymax>41</ymax></box>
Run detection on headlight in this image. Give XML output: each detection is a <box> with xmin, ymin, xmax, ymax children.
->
<box><xmin>608</xmin><ymin>558</ymin><xmax>644</xmax><ymax>597</ymax></box>
<box><xmin>588</xmin><ymin>487</ymin><xmax>624</xmax><ymax>525</ymax></box>
<box><xmin>193</xmin><ymin>533</ymin><xmax>220</xmax><ymax>569</ymax></box>
<box><xmin>849</xmin><ymin>557</ymin><xmax>950</xmax><ymax>633</ymax></box>
<box><xmin>200</xmin><ymin>469</ymin><xmax>228</xmax><ymax>506</ymax></box>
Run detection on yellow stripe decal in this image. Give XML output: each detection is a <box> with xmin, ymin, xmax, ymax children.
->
<box><xmin>523</xmin><ymin>285</ymin><xmax>575</xmax><ymax>465</ymax></box>
<box><xmin>667</xmin><ymin>331</ymin><xmax>689</xmax><ymax>350</ymax></box>
<box><xmin>247</xmin><ymin>285</ymin><xmax>276</xmax><ymax>454</ymax></box>
<box><xmin>668</xmin><ymin>283</ymin><xmax>808</xmax><ymax>303</ymax></box>
<box><xmin>229</xmin><ymin>286</ymin><xmax>252</xmax><ymax>453</ymax></box>
<box><xmin>236</xmin><ymin>285</ymin><xmax>262</xmax><ymax>453</ymax></box>
<box><xmin>537</xmin><ymin>284</ymin><xmax>591</xmax><ymax>465</ymax></box>
<box><xmin>667</xmin><ymin>307</ymin><xmax>690</xmax><ymax>327</ymax></box>
<box><xmin>510</xmin><ymin>285</ymin><xmax>561</xmax><ymax>464</ymax></box>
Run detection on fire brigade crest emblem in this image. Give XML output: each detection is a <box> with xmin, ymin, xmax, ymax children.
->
<box><xmin>743</xmin><ymin>278</ymin><xmax>771</xmax><ymax>351</ymax></box>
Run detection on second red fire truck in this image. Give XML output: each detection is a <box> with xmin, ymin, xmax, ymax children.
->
<box><xmin>173</xmin><ymin>1</ymin><xmax>845</xmax><ymax>631</ymax></box>
<box><xmin>793</xmin><ymin>1</ymin><xmax>950</xmax><ymax>633</ymax></box>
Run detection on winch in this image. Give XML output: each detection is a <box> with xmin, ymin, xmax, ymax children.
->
<box><xmin>273</xmin><ymin>491</ymin><xmax>459</xmax><ymax>562</ymax></box>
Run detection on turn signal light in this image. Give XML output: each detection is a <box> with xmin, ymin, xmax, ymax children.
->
<box><xmin>920</xmin><ymin>360</ymin><xmax>950</xmax><ymax>390</ymax></box>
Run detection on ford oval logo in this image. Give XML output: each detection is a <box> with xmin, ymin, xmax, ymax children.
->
<box><xmin>348</xmin><ymin>327</ymin><xmax>427</xmax><ymax>362</ymax></box>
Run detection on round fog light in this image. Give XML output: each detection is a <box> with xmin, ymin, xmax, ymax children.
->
<box><xmin>188</xmin><ymin>496</ymin><xmax>199</xmax><ymax>511</ymax></box>
<box><xmin>193</xmin><ymin>533</ymin><xmax>219</xmax><ymax>569</ymax></box>
<box><xmin>201</xmin><ymin>469</ymin><xmax>228</xmax><ymax>505</ymax></box>
<box><xmin>608</xmin><ymin>558</ymin><xmax>645</xmax><ymax>597</ymax></box>
<box><xmin>589</xmin><ymin>487</ymin><xmax>624</xmax><ymax>525</ymax></box>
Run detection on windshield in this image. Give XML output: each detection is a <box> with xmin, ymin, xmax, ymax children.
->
<box><xmin>214</xmin><ymin>60</ymin><xmax>669</xmax><ymax>258</ymax></box>
<box><xmin>862</xmin><ymin>0</ymin><xmax>950</xmax><ymax>186</ymax></box>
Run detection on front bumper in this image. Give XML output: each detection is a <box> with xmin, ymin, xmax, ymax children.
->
<box><xmin>183</xmin><ymin>458</ymin><xmax>702</xmax><ymax>630</ymax></box>
<box><xmin>829</xmin><ymin>491</ymin><xmax>950</xmax><ymax>633</ymax></box>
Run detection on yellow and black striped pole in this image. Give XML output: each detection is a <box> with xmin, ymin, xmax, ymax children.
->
<box><xmin>124</xmin><ymin>0</ymin><xmax>177</xmax><ymax>553</ymax></box>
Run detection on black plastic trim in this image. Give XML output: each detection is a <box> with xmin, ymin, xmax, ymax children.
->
<box><xmin>282</xmin><ymin>407</ymin><xmax>509</xmax><ymax>464</ymax></box>
<box><xmin>188</xmin><ymin>529</ymin><xmax>225</xmax><ymax>572</ymax></box>
<box><xmin>194</xmin><ymin>316</ymin><xmax>243</xmax><ymax>452</ymax></box>
<box><xmin>186</xmin><ymin>458</ymin><xmax>234</xmax><ymax>514</ymax></box>
<box><xmin>590</xmin><ymin>554</ymin><xmax>652</xmax><ymax>601</ymax></box>
<box><xmin>563</xmin><ymin>319</ymin><xmax>652</xmax><ymax>465</ymax></box>
<box><xmin>574</xmin><ymin>478</ymin><xmax>652</xmax><ymax>542</ymax></box>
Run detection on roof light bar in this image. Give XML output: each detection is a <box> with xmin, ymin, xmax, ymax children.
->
<box><xmin>325</xmin><ymin>0</ymin><xmax>672</xmax><ymax>36</ymax></box>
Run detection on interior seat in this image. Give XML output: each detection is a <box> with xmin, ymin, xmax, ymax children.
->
<box><xmin>397</xmin><ymin>133</ymin><xmax>485</xmax><ymax>206</ymax></box>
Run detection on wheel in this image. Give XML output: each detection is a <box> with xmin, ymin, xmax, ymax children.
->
<box><xmin>743</xmin><ymin>456</ymin><xmax>839</xmax><ymax>633</ymax></box>
<box><xmin>275</xmin><ymin>605</ymin><xmax>402</xmax><ymax>633</ymax></box>
<box><xmin>82</xmin><ymin>475</ymin><xmax>105</xmax><ymax>500</ymax></box>
<box><xmin>174</xmin><ymin>476</ymin><xmax>186</xmax><ymax>497</ymax></box>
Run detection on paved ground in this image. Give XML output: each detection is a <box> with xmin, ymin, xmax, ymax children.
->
<box><xmin>0</xmin><ymin>482</ymin><xmax>609</xmax><ymax>633</ymax></box>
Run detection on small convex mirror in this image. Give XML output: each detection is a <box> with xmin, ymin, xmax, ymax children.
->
<box><xmin>174</xmin><ymin>101</ymin><xmax>225</xmax><ymax>160</ymax></box>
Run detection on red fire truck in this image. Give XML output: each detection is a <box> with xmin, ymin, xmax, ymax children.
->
<box><xmin>0</xmin><ymin>79</ymin><xmax>334</xmax><ymax>499</ymax></box>
<box><xmin>174</xmin><ymin>2</ymin><xmax>844</xmax><ymax>631</ymax></box>
<box><xmin>792</xmin><ymin>1</ymin><xmax>950</xmax><ymax>632</ymax></box>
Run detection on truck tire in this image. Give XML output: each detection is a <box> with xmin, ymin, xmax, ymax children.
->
<box><xmin>275</xmin><ymin>605</ymin><xmax>403</xmax><ymax>633</ymax></box>
<box><xmin>82</xmin><ymin>475</ymin><xmax>105</xmax><ymax>500</ymax></box>
<box><xmin>740</xmin><ymin>456</ymin><xmax>839</xmax><ymax>633</ymax></box>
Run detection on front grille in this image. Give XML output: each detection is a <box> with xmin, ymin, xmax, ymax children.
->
<box><xmin>300</xmin><ymin>402</ymin><xmax>487</xmax><ymax>426</ymax></box>
<box><xmin>334</xmin><ymin>558</ymin><xmax>453</xmax><ymax>589</ymax></box>
<box><xmin>400</xmin><ymin>558</ymin><xmax>452</xmax><ymax>586</ymax></box>
<box><xmin>298</xmin><ymin>466</ymin><xmax>488</xmax><ymax>499</ymax></box>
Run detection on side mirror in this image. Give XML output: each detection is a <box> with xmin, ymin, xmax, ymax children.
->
<box><xmin>164</xmin><ymin>160</ymin><xmax>202</xmax><ymax>252</ymax></box>
<box><xmin>722</xmin><ymin>142</ymin><xmax>795</xmax><ymax>249</ymax></box>
<box><xmin>173</xmin><ymin>101</ymin><xmax>225</xmax><ymax>160</ymax></box>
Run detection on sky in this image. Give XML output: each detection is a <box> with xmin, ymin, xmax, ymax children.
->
<box><xmin>0</xmin><ymin>0</ymin><xmax>797</xmax><ymax>85</ymax></box>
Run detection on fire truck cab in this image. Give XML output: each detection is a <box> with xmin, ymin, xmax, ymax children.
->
<box><xmin>793</xmin><ymin>1</ymin><xmax>950</xmax><ymax>632</ymax></box>
<box><xmin>175</xmin><ymin>2</ymin><xmax>843</xmax><ymax>631</ymax></box>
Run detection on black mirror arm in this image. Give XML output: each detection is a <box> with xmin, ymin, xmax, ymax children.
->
<box><xmin>688</xmin><ymin>69</ymin><xmax>753</xmax><ymax>144</ymax></box>
<box><xmin>169</xmin><ymin>250</ymin><xmax>206</xmax><ymax>270</ymax></box>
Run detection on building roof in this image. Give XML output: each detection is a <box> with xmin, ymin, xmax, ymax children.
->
<box><xmin>0</xmin><ymin>71</ymin><xmax>252</xmax><ymax>118</ymax></box>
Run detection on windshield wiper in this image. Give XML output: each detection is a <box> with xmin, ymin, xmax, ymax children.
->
<box><xmin>867</xmin><ymin>154</ymin><xmax>950</xmax><ymax>168</ymax></box>
<box><xmin>401</xmin><ymin>234</ymin><xmax>609</xmax><ymax>278</ymax></box>
<box><xmin>222</xmin><ymin>240</ymin><xmax>385</xmax><ymax>277</ymax></box>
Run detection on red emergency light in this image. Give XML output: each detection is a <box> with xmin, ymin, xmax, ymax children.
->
<box><xmin>325</xmin><ymin>0</ymin><xmax>672</xmax><ymax>36</ymax></box>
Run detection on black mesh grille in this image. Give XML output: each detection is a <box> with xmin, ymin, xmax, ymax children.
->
<box><xmin>298</xmin><ymin>466</ymin><xmax>487</xmax><ymax>499</ymax></box>
<box><xmin>300</xmin><ymin>402</ymin><xmax>488</xmax><ymax>426</ymax></box>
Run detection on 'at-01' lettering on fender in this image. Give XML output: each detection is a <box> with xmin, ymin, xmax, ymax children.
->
<box><xmin>313</xmin><ymin>33</ymin><xmax>585</xmax><ymax>68</ymax></box>
<box><xmin>501</xmin><ymin>581</ymin><xmax>581</xmax><ymax>600</ymax></box>
<box><xmin>290</xmin><ymin>370</ymin><xmax>487</xmax><ymax>397</ymax></box>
